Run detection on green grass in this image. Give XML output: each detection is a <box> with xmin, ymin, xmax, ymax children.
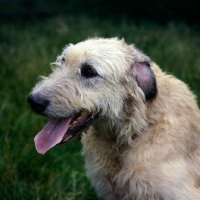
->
<box><xmin>0</xmin><ymin>15</ymin><xmax>200</xmax><ymax>199</ymax></box>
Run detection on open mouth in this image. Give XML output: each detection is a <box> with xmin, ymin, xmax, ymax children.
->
<box><xmin>60</xmin><ymin>113</ymin><xmax>99</xmax><ymax>144</ymax></box>
<box><xmin>34</xmin><ymin>112</ymin><xmax>99</xmax><ymax>154</ymax></box>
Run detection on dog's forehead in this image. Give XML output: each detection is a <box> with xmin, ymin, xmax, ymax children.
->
<box><xmin>59</xmin><ymin>38</ymin><xmax>131</xmax><ymax>74</ymax></box>
<box><xmin>61</xmin><ymin>38</ymin><xmax>128</xmax><ymax>65</ymax></box>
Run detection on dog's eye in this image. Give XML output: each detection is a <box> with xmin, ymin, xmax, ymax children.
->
<box><xmin>62</xmin><ymin>57</ymin><xmax>65</xmax><ymax>63</ymax></box>
<box><xmin>81</xmin><ymin>65</ymin><xmax>98</xmax><ymax>78</ymax></box>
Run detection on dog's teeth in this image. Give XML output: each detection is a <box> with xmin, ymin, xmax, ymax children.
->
<box><xmin>81</xmin><ymin>112</ymin><xmax>86</xmax><ymax>117</ymax></box>
<box><xmin>77</xmin><ymin>116</ymin><xmax>83</xmax><ymax>121</ymax></box>
<box><xmin>77</xmin><ymin>113</ymin><xmax>87</xmax><ymax>121</ymax></box>
<box><xmin>69</xmin><ymin>120</ymin><xmax>77</xmax><ymax>126</ymax></box>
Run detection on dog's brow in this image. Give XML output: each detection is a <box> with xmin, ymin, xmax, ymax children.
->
<box><xmin>56</xmin><ymin>55</ymin><xmax>63</xmax><ymax>62</ymax></box>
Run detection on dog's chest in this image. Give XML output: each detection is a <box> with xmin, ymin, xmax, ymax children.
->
<box><xmin>81</xmin><ymin>130</ymin><xmax>152</xmax><ymax>199</ymax></box>
<box><xmin>82</xmin><ymin>131</ymin><xmax>122</xmax><ymax>176</ymax></box>
<box><xmin>81</xmin><ymin>131</ymin><xmax>164</xmax><ymax>200</ymax></box>
<box><xmin>81</xmin><ymin>133</ymin><xmax>127</xmax><ymax>198</ymax></box>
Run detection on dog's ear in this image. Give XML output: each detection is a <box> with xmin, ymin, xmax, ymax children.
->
<box><xmin>135</xmin><ymin>62</ymin><xmax>157</xmax><ymax>100</ymax></box>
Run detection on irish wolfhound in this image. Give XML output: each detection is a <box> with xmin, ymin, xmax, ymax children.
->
<box><xmin>28</xmin><ymin>38</ymin><xmax>200</xmax><ymax>200</ymax></box>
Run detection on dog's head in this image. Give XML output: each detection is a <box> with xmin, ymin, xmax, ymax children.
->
<box><xmin>28</xmin><ymin>38</ymin><xmax>157</xmax><ymax>153</ymax></box>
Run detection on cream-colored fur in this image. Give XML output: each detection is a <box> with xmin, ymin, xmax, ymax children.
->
<box><xmin>30</xmin><ymin>38</ymin><xmax>200</xmax><ymax>200</ymax></box>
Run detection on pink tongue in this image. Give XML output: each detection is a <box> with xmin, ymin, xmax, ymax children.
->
<box><xmin>34</xmin><ymin>118</ymin><xmax>72</xmax><ymax>155</ymax></box>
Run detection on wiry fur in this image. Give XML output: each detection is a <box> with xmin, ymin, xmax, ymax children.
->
<box><xmin>30</xmin><ymin>38</ymin><xmax>200</xmax><ymax>200</ymax></box>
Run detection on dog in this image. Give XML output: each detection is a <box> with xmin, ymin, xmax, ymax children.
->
<box><xmin>28</xmin><ymin>38</ymin><xmax>200</xmax><ymax>200</ymax></box>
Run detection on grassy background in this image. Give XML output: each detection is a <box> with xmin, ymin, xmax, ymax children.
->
<box><xmin>0</xmin><ymin>15</ymin><xmax>200</xmax><ymax>199</ymax></box>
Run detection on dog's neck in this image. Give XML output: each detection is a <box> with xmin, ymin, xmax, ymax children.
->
<box><xmin>93</xmin><ymin>106</ymin><xmax>148</xmax><ymax>145</ymax></box>
<box><xmin>93</xmin><ymin>117</ymin><xmax>117</xmax><ymax>141</ymax></box>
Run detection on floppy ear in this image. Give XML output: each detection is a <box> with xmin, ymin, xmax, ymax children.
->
<box><xmin>135</xmin><ymin>62</ymin><xmax>157</xmax><ymax>100</ymax></box>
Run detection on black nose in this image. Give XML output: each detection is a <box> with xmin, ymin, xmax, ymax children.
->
<box><xmin>27</xmin><ymin>94</ymin><xmax>49</xmax><ymax>113</ymax></box>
